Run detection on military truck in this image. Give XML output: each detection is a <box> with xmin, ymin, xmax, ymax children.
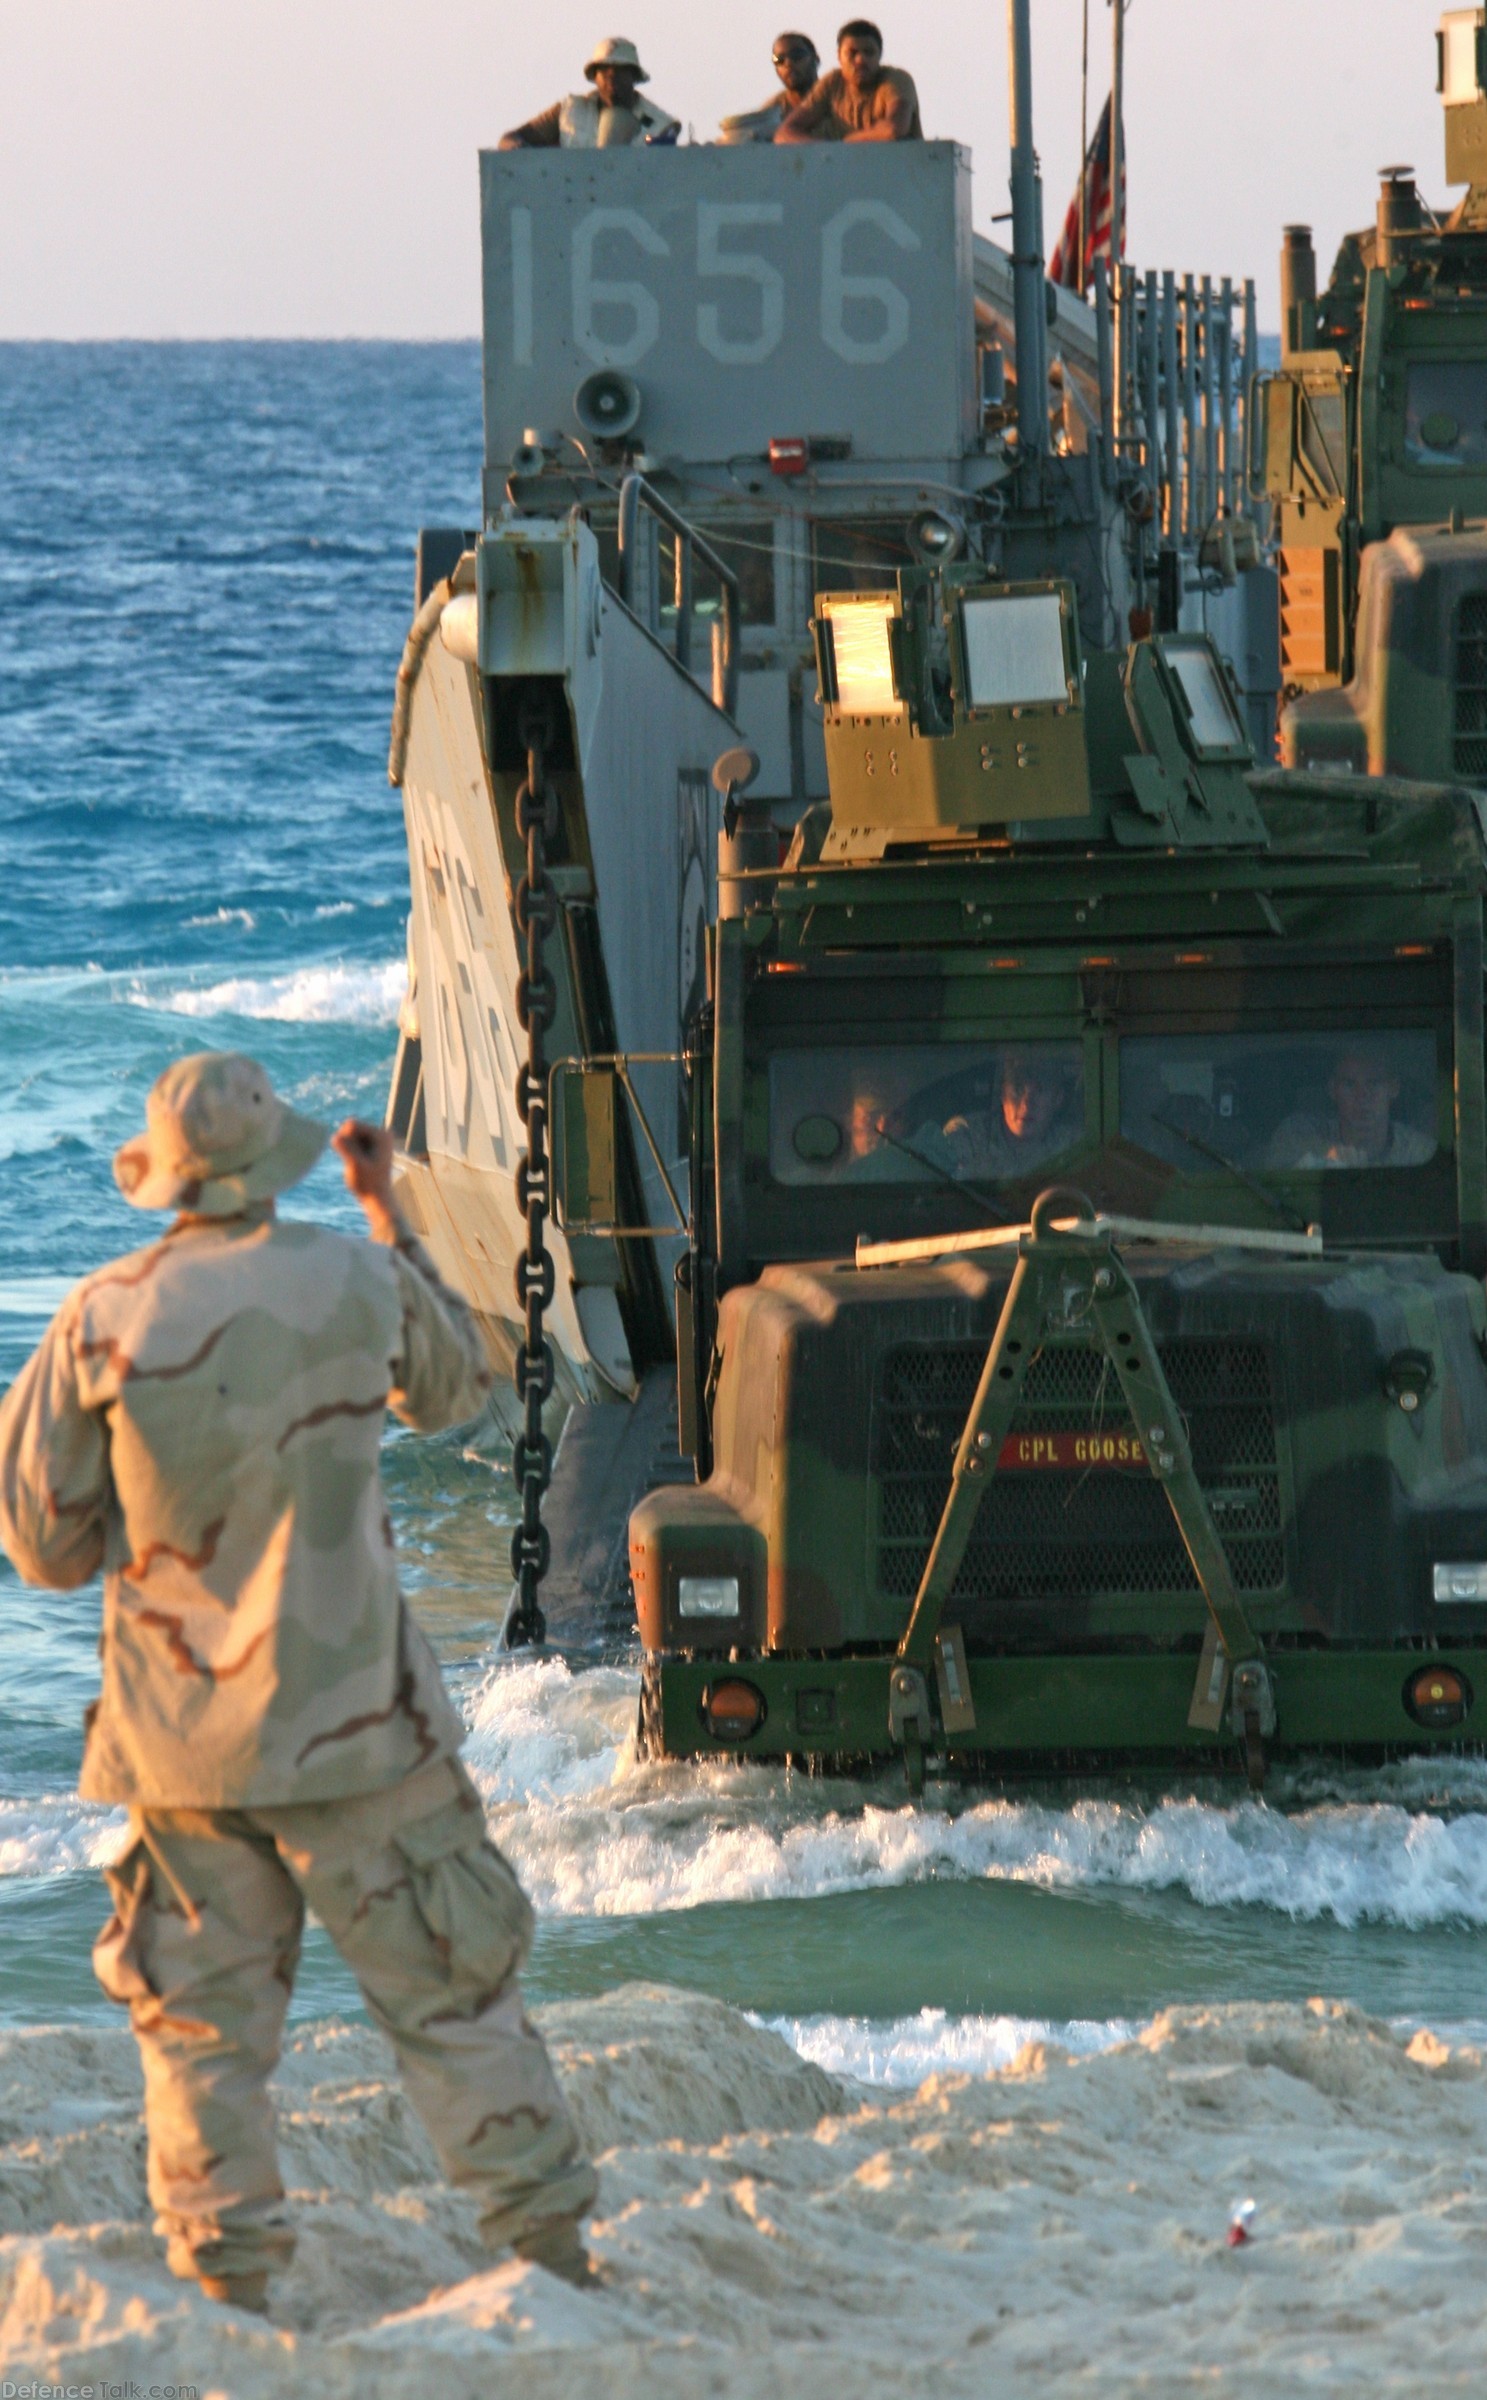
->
<box><xmin>1259</xmin><ymin>6</ymin><xmax>1487</xmax><ymax>778</ymax></box>
<box><xmin>577</xmin><ymin>566</ymin><xmax>1487</xmax><ymax>1788</ymax></box>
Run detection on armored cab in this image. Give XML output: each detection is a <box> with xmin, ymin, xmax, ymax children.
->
<box><xmin>1259</xmin><ymin>8</ymin><xmax>1487</xmax><ymax>777</ymax></box>
<box><xmin>607</xmin><ymin>566</ymin><xmax>1487</xmax><ymax>1782</ymax></box>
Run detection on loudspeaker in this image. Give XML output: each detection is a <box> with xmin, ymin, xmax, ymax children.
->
<box><xmin>574</xmin><ymin>370</ymin><xmax>642</xmax><ymax>439</ymax></box>
<box><xmin>711</xmin><ymin>744</ymin><xmax>760</xmax><ymax>798</ymax></box>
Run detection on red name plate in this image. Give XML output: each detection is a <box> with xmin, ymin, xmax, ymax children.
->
<box><xmin>996</xmin><ymin>1430</ymin><xmax>1149</xmax><ymax>1470</ymax></box>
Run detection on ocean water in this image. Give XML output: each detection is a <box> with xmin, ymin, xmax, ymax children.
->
<box><xmin>5</xmin><ymin>343</ymin><xmax>1487</xmax><ymax>2089</ymax></box>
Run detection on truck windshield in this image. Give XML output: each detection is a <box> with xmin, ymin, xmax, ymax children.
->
<box><xmin>770</xmin><ymin>1039</ymin><xmax>1085</xmax><ymax>1184</ymax></box>
<box><xmin>1121</xmin><ymin>1028</ymin><xmax>1439</xmax><ymax>1172</ymax></box>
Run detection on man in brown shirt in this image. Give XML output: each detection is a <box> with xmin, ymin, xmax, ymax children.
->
<box><xmin>775</xmin><ymin>18</ymin><xmax>922</xmax><ymax>143</ymax></box>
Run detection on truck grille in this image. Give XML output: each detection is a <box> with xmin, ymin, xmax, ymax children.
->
<box><xmin>1453</xmin><ymin>591</ymin><xmax>1487</xmax><ymax>779</ymax></box>
<box><xmin>874</xmin><ymin>1338</ymin><xmax>1284</xmax><ymax>1606</ymax></box>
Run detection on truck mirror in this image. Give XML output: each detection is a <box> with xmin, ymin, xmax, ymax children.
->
<box><xmin>551</xmin><ymin>1064</ymin><xmax>620</xmax><ymax>1233</ymax></box>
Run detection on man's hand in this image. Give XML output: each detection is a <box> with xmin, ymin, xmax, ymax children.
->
<box><xmin>332</xmin><ymin>1120</ymin><xmax>402</xmax><ymax>1243</ymax></box>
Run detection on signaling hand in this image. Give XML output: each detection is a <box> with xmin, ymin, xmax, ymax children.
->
<box><xmin>332</xmin><ymin>1120</ymin><xmax>401</xmax><ymax>1242</ymax></box>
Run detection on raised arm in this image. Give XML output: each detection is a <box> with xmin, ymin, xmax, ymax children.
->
<box><xmin>334</xmin><ymin>1121</ymin><xmax>493</xmax><ymax>1433</ymax></box>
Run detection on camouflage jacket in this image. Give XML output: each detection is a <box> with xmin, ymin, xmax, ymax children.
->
<box><xmin>0</xmin><ymin>1208</ymin><xmax>492</xmax><ymax>1806</ymax></box>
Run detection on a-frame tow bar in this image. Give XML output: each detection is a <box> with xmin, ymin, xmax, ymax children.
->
<box><xmin>856</xmin><ymin>1188</ymin><xmax>1322</xmax><ymax>1792</ymax></box>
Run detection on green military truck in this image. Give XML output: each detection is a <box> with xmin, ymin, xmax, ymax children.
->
<box><xmin>1258</xmin><ymin>7</ymin><xmax>1487</xmax><ymax>777</ymax></box>
<box><xmin>551</xmin><ymin>568</ymin><xmax>1487</xmax><ymax>1787</ymax></box>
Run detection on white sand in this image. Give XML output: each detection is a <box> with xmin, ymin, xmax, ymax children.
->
<box><xmin>3</xmin><ymin>1985</ymin><xmax>1486</xmax><ymax>2397</ymax></box>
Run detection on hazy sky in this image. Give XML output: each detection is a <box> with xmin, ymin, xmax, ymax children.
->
<box><xmin>0</xmin><ymin>1</ymin><xmax>1445</xmax><ymax>337</ymax></box>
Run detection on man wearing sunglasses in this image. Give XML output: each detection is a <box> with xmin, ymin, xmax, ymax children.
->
<box><xmin>775</xmin><ymin>18</ymin><xmax>922</xmax><ymax>143</ymax></box>
<box><xmin>718</xmin><ymin>32</ymin><xmax>821</xmax><ymax>143</ymax></box>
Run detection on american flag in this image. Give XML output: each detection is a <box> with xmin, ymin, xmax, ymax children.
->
<box><xmin>1048</xmin><ymin>93</ymin><xmax>1125</xmax><ymax>292</ymax></box>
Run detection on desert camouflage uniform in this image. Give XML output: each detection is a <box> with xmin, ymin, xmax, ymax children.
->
<box><xmin>0</xmin><ymin>1204</ymin><xmax>595</xmax><ymax>2277</ymax></box>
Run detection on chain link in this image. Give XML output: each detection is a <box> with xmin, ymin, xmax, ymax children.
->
<box><xmin>507</xmin><ymin>709</ymin><xmax>559</xmax><ymax>1648</ymax></box>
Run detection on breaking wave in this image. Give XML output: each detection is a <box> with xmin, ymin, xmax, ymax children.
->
<box><xmin>0</xmin><ymin>1794</ymin><xmax>126</xmax><ymax>1880</ymax></box>
<box><xmin>754</xmin><ymin>2007</ymin><xmax>1138</xmax><ymax>2084</ymax></box>
<box><xmin>12</xmin><ymin>1656</ymin><xmax>1487</xmax><ymax>1941</ymax></box>
<box><xmin>461</xmin><ymin>1657</ymin><xmax>1487</xmax><ymax>1933</ymax></box>
<box><xmin>146</xmin><ymin>959</ymin><xmax>405</xmax><ymax>1025</ymax></box>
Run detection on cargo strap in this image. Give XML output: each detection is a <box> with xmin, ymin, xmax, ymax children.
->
<box><xmin>895</xmin><ymin>1186</ymin><xmax>1266</xmax><ymax>1742</ymax></box>
<box><xmin>507</xmin><ymin>703</ymin><xmax>560</xmax><ymax>1649</ymax></box>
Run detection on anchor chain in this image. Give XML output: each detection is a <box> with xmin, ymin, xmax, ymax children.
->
<box><xmin>507</xmin><ymin>711</ymin><xmax>559</xmax><ymax>1649</ymax></box>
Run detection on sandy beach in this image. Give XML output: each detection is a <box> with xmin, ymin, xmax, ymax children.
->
<box><xmin>4</xmin><ymin>1981</ymin><xmax>1486</xmax><ymax>2397</ymax></box>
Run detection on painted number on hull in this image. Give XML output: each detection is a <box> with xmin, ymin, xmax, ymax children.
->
<box><xmin>513</xmin><ymin>201</ymin><xmax>922</xmax><ymax>370</ymax></box>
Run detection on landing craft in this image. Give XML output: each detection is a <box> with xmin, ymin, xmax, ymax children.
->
<box><xmin>386</xmin><ymin>8</ymin><xmax>1487</xmax><ymax>1784</ymax></box>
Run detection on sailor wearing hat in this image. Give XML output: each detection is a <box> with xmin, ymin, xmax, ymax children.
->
<box><xmin>0</xmin><ymin>1052</ymin><xmax>597</xmax><ymax>2309</ymax></box>
<box><xmin>499</xmin><ymin>36</ymin><xmax>681</xmax><ymax>149</ymax></box>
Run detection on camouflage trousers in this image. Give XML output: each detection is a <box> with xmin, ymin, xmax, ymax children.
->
<box><xmin>92</xmin><ymin>1753</ymin><xmax>596</xmax><ymax>2283</ymax></box>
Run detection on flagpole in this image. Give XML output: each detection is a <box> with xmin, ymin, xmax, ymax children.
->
<box><xmin>1079</xmin><ymin>0</ymin><xmax>1090</xmax><ymax>290</ymax></box>
<box><xmin>1110</xmin><ymin>0</ymin><xmax>1125</xmax><ymax>269</ymax></box>
<box><xmin>1008</xmin><ymin>0</ymin><xmax>1048</xmax><ymax>455</ymax></box>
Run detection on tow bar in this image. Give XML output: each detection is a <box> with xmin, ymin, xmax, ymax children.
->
<box><xmin>865</xmin><ymin>1188</ymin><xmax>1279</xmax><ymax>1792</ymax></box>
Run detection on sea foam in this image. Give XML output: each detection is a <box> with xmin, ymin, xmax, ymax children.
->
<box><xmin>146</xmin><ymin>959</ymin><xmax>405</xmax><ymax>1026</ymax></box>
<box><xmin>754</xmin><ymin>2006</ymin><xmax>1139</xmax><ymax>2085</ymax></box>
<box><xmin>462</xmin><ymin>1656</ymin><xmax>1487</xmax><ymax>1932</ymax></box>
<box><xmin>0</xmin><ymin>1794</ymin><xmax>126</xmax><ymax>1880</ymax></box>
<box><xmin>12</xmin><ymin>1654</ymin><xmax>1487</xmax><ymax>1939</ymax></box>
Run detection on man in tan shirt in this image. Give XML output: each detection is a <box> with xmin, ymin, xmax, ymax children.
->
<box><xmin>775</xmin><ymin>18</ymin><xmax>922</xmax><ymax>143</ymax></box>
<box><xmin>0</xmin><ymin>1052</ymin><xmax>596</xmax><ymax>2312</ymax></box>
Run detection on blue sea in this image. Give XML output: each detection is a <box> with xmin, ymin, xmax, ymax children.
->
<box><xmin>6</xmin><ymin>342</ymin><xmax>1487</xmax><ymax>2083</ymax></box>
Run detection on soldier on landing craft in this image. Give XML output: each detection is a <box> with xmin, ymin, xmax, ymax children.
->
<box><xmin>0</xmin><ymin>1053</ymin><xmax>597</xmax><ymax>2312</ymax></box>
<box><xmin>718</xmin><ymin>31</ymin><xmax>821</xmax><ymax>143</ymax></box>
<box><xmin>774</xmin><ymin>17</ymin><xmax>922</xmax><ymax>143</ymax></box>
<box><xmin>498</xmin><ymin>35</ymin><xmax>681</xmax><ymax>149</ymax></box>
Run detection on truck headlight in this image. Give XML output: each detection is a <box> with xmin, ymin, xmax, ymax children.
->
<box><xmin>678</xmin><ymin>1574</ymin><xmax>741</xmax><ymax>1619</ymax></box>
<box><xmin>1434</xmin><ymin>1562</ymin><xmax>1487</xmax><ymax>1603</ymax></box>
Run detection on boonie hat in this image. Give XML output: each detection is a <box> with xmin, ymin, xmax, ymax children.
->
<box><xmin>584</xmin><ymin>35</ymin><xmax>650</xmax><ymax>81</ymax></box>
<box><xmin>113</xmin><ymin>1052</ymin><xmax>328</xmax><ymax>1216</ymax></box>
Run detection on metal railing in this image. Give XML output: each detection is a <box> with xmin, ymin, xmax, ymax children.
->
<box><xmin>616</xmin><ymin>473</ymin><xmax>741</xmax><ymax>720</ymax></box>
<box><xmin>1094</xmin><ymin>263</ymin><xmax>1262</xmax><ymax>543</ymax></box>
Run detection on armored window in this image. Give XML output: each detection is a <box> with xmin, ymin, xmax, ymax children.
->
<box><xmin>768</xmin><ymin>1039</ymin><xmax>1085</xmax><ymax>1186</ymax></box>
<box><xmin>1404</xmin><ymin>362</ymin><xmax>1487</xmax><ymax>468</ymax></box>
<box><xmin>1441</xmin><ymin>9</ymin><xmax>1486</xmax><ymax>105</ymax></box>
<box><xmin>1163</xmin><ymin>643</ymin><xmax>1248</xmax><ymax>757</ymax></box>
<box><xmin>1296</xmin><ymin>381</ymin><xmax>1346</xmax><ymax>496</ymax></box>
<box><xmin>958</xmin><ymin>592</ymin><xmax>1069</xmax><ymax>710</ymax></box>
<box><xmin>821</xmin><ymin>595</ymin><xmax>902</xmax><ymax>715</ymax></box>
<box><xmin>1120</xmin><ymin>1028</ymin><xmax>1440</xmax><ymax>1175</ymax></box>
